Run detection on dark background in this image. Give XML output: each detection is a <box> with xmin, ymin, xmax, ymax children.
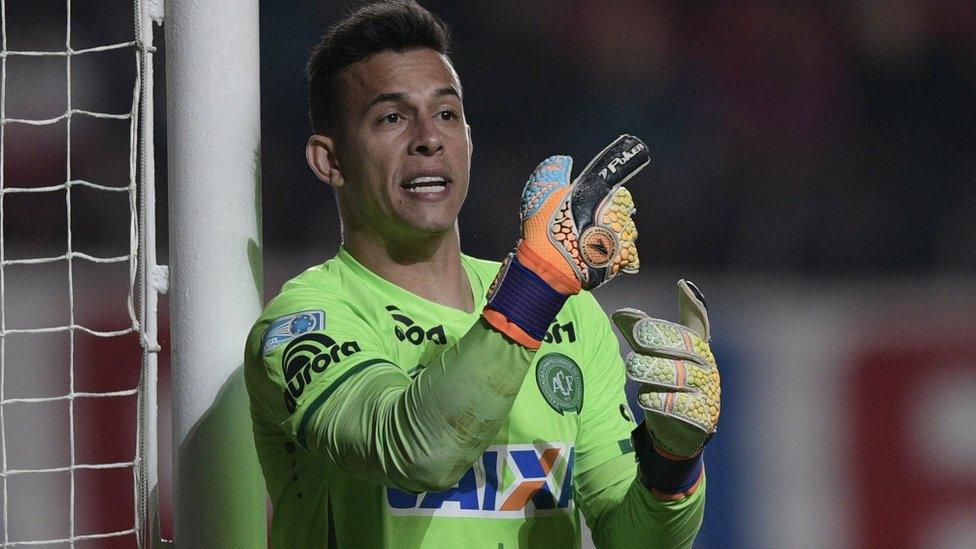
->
<box><xmin>257</xmin><ymin>1</ymin><xmax>976</xmax><ymax>278</ymax></box>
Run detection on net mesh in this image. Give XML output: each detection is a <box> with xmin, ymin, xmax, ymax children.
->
<box><xmin>0</xmin><ymin>1</ymin><xmax>156</xmax><ymax>546</ymax></box>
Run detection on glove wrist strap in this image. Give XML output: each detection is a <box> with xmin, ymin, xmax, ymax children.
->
<box><xmin>484</xmin><ymin>254</ymin><xmax>568</xmax><ymax>348</ymax></box>
<box><xmin>631</xmin><ymin>421</ymin><xmax>704</xmax><ymax>496</ymax></box>
<box><xmin>516</xmin><ymin>243</ymin><xmax>582</xmax><ymax>295</ymax></box>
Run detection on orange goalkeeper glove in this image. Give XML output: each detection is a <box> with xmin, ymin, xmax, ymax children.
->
<box><xmin>484</xmin><ymin>135</ymin><xmax>649</xmax><ymax>348</ymax></box>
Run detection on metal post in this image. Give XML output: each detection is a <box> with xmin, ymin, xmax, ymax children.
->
<box><xmin>165</xmin><ymin>0</ymin><xmax>266</xmax><ymax>546</ymax></box>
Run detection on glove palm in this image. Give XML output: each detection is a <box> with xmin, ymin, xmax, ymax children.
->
<box><xmin>612</xmin><ymin>280</ymin><xmax>721</xmax><ymax>458</ymax></box>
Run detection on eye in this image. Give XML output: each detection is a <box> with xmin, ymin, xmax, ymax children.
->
<box><xmin>438</xmin><ymin>110</ymin><xmax>458</xmax><ymax>121</ymax></box>
<box><xmin>382</xmin><ymin>113</ymin><xmax>402</xmax><ymax>124</ymax></box>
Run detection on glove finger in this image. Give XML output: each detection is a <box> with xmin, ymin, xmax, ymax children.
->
<box><xmin>572</xmin><ymin>134</ymin><xmax>649</xmax><ymax>205</ymax></box>
<box><xmin>626</xmin><ymin>353</ymin><xmax>685</xmax><ymax>391</ymax></box>
<box><xmin>570</xmin><ymin>135</ymin><xmax>648</xmax><ymax>241</ymax></box>
<box><xmin>520</xmin><ymin>155</ymin><xmax>573</xmax><ymax>220</ymax></box>
<box><xmin>595</xmin><ymin>187</ymin><xmax>639</xmax><ymax>276</ymax></box>
<box><xmin>678</xmin><ymin>280</ymin><xmax>709</xmax><ymax>340</ymax></box>
<box><xmin>630</xmin><ymin>317</ymin><xmax>714</xmax><ymax>367</ymax></box>
<box><xmin>611</xmin><ymin>307</ymin><xmax>648</xmax><ymax>351</ymax></box>
<box><xmin>567</xmin><ymin>135</ymin><xmax>649</xmax><ymax>289</ymax></box>
<box><xmin>637</xmin><ymin>387</ymin><xmax>718</xmax><ymax>436</ymax></box>
<box><xmin>626</xmin><ymin>353</ymin><xmax>714</xmax><ymax>392</ymax></box>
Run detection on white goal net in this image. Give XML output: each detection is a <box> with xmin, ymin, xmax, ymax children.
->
<box><xmin>0</xmin><ymin>1</ymin><xmax>161</xmax><ymax>546</ymax></box>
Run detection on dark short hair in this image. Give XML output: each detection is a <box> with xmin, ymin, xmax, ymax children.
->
<box><xmin>306</xmin><ymin>1</ymin><xmax>453</xmax><ymax>135</ymax></box>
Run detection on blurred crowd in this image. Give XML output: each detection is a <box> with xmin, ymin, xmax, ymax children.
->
<box><xmin>6</xmin><ymin>1</ymin><xmax>976</xmax><ymax>274</ymax></box>
<box><xmin>265</xmin><ymin>1</ymin><xmax>976</xmax><ymax>274</ymax></box>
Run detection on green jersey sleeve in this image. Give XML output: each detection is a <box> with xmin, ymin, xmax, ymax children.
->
<box><xmin>245</xmin><ymin>273</ymin><xmax>539</xmax><ymax>495</ymax></box>
<box><xmin>245</xmin><ymin>288</ymin><xmax>394</xmax><ymax>446</ymax></box>
<box><xmin>572</xmin><ymin>293</ymin><xmax>706</xmax><ymax>548</ymax></box>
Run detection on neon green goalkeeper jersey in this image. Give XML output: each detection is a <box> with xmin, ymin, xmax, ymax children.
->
<box><xmin>244</xmin><ymin>247</ymin><xmax>704</xmax><ymax>548</ymax></box>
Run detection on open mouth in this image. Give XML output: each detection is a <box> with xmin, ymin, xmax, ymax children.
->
<box><xmin>401</xmin><ymin>175</ymin><xmax>449</xmax><ymax>194</ymax></box>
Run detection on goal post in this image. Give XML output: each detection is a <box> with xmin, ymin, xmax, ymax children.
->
<box><xmin>164</xmin><ymin>0</ymin><xmax>266</xmax><ymax>546</ymax></box>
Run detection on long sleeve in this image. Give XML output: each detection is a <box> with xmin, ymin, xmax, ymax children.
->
<box><xmin>245</xmin><ymin>288</ymin><xmax>538</xmax><ymax>494</ymax></box>
<box><xmin>573</xmin><ymin>293</ymin><xmax>705</xmax><ymax>548</ymax></box>
<box><xmin>300</xmin><ymin>317</ymin><xmax>536</xmax><ymax>492</ymax></box>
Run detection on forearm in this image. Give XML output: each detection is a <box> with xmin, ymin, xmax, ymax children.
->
<box><xmin>594</xmin><ymin>477</ymin><xmax>706</xmax><ymax>549</ymax></box>
<box><xmin>303</xmin><ymin>317</ymin><xmax>534</xmax><ymax>492</ymax></box>
<box><xmin>582</xmin><ymin>453</ymin><xmax>706</xmax><ymax>549</ymax></box>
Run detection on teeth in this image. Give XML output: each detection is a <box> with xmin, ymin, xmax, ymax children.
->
<box><xmin>406</xmin><ymin>185</ymin><xmax>445</xmax><ymax>193</ymax></box>
<box><xmin>406</xmin><ymin>176</ymin><xmax>447</xmax><ymax>187</ymax></box>
<box><xmin>403</xmin><ymin>176</ymin><xmax>448</xmax><ymax>193</ymax></box>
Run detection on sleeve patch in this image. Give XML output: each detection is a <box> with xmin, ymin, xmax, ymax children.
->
<box><xmin>262</xmin><ymin>310</ymin><xmax>325</xmax><ymax>355</ymax></box>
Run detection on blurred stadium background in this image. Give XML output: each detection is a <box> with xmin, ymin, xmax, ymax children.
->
<box><xmin>3</xmin><ymin>1</ymin><xmax>974</xmax><ymax>547</ymax></box>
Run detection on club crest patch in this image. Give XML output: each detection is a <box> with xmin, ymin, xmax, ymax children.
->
<box><xmin>536</xmin><ymin>353</ymin><xmax>583</xmax><ymax>414</ymax></box>
<box><xmin>262</xmin><ymin>310</ymin><xmax>325</xmax><ymax>355</ymax></box>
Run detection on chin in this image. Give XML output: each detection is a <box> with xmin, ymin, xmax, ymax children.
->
<box><xmin>401</xmin><ymin>214</ymin><xmax>458</xmax><ymax>237</ymax></box>
<box><xmin>393</xmin><ymin>204</ymin><xmax>456</xmax><ymax>233</ymax></box>
<box><xmin>414</xmin><ymin>219</ymin><xmax>457</xmax><ymax>236</ymax></box>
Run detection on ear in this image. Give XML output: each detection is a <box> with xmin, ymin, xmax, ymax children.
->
<box><xmin>306</xmin><ymin>134</ymin><xmax>343</xmax><ymax>188</ymax></box>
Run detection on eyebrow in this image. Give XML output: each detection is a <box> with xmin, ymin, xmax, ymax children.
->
<box><xmin>363</xmin><ymin>87</ymin><xmax>461</xmax><ymax>112</ymax></box>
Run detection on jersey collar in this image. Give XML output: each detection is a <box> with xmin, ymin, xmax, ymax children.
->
<box><xmin>336</xmin><ymin>245</ymin><xmax>487</xmax><ymax>319</ymax></box>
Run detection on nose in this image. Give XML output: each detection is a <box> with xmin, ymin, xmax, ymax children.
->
<box><xmin>409</xmin><ymin>117</ymin><xmax>443</xmax><ymax>156</ymax></box>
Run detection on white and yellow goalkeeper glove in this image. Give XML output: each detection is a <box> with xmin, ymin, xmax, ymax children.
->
<box><xmin>612</xmin><ymin>280</ymin><xmax>720</xmax><ymax>496</ymax></box>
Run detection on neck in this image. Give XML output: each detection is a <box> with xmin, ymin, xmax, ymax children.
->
<box><xmin>343</xmin><ymin>224</ymin><xmax>475</xmax><ymax>313</ymax></box>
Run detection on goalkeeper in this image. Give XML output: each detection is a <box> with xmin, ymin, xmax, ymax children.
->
<box><xmin>245</xmin><ymin>2</ymin><xmax>721</xmax><ymax>547</ymax></box>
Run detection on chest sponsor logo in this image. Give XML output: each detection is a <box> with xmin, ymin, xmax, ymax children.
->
<box><xmin>386</xmin><ymin>305</ymin><xmax>447</xmax><ymax>346</ymax></box>
<box><xmin>387</xmin><ymin>443</ymin><xmax>574</xmax><ymax>518</ymax></box>
<box><xmin>536</xmin><ymin>353</ymin><xmax>584</xmax><ymax>415</ymax></box>
<box><xmin>261</xmin><ymin>310</ymin><xmax>325</xmax><ymax>355</ymax></box>
<box><xmin>281</xmin><ymin>333</ymin><xmax>360</xmax><ymax>413</ymax></box>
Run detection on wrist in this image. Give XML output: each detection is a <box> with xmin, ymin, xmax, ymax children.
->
<box><xmin>483</xmin><ymin>252</ymin><xmax>572</xmax><ymax>349</ymax></box>
<box><xmin>631</xmin><ymin>422</ymin><xmax>704</xmax><ymax>499</ymax></box>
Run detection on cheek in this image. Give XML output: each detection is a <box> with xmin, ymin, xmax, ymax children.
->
<box><xmin>346</xmin><ymin>155</ymin><xmax>386</xmax><ymax>195</ymax></box>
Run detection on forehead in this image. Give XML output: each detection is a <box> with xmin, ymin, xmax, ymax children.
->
<box><xmin>341</xmin><ymin>48</ymin><xmax>462</xmax><ymax>109</ymax></box>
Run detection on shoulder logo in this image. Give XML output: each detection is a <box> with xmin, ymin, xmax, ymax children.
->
<box><xmin>535</xmin><ymin>353</ymin><xmax>583</xmax><ymax>415</ymax></box>
<box><xmin>262</xmin><ymin>310</ymin><xmax>325</xmax><ymax>355</ymax></box>
<box><xmin>280</xmin><ymin>332</ymin><xmax>360</xmax><ymax>413</ymax></box>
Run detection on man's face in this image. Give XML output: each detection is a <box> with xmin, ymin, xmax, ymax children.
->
<box><xmin>332</xmin><ymin>48</ymin><xmax>471</xmax><ymax>241</ymax></box>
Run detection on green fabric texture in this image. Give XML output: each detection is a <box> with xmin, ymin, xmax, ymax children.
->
<box><xmin>244</xmin><ymin>247</ymin><xmax>705</xmax><ymax>547</ymax></box>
